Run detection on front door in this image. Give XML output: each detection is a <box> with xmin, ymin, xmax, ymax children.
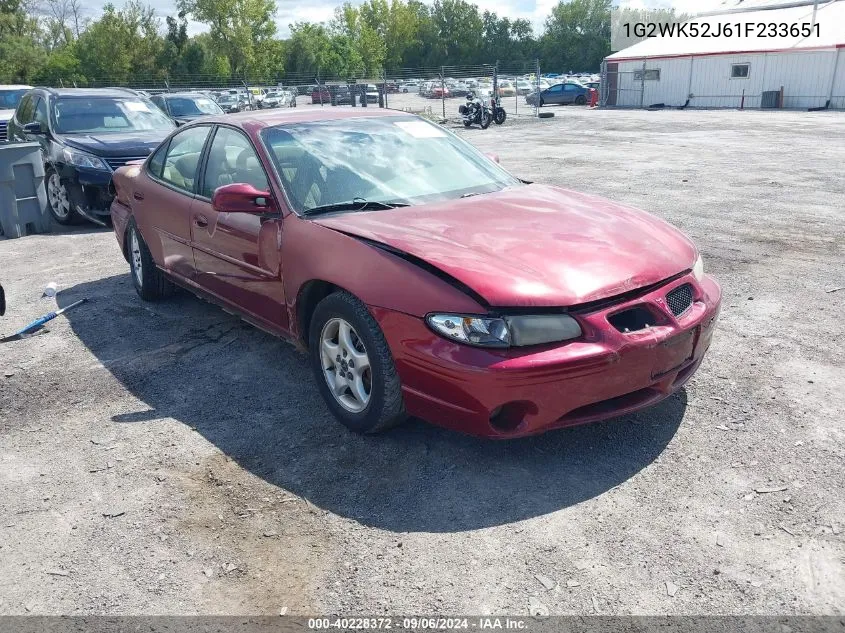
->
<box><xmin>191</xmin><ymin>125</ymin><xmax>287</xmax><ymax>331</ymax></box>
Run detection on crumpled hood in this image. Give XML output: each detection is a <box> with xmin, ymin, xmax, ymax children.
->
<box><xmin>313</xmin><ymin>184</ymin><xmax>697</xmax><ymax>308</ymax></box>
<box><xmin>60</xmin><ymin>130</ymin><xmax>171</xmax><ymax>158</ymax></box>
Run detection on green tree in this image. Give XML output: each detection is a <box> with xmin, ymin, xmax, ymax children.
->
<box><xmin>177</xmin><ymin>0</ymin><xmax>276</xmax><ymax>78</ymax></box>
<box><xmin>541</xmin><ymin>0</ymin><xmax>610</xmax><ymax>72</ymax></box>
<box><xmin>34</xmin><ymin>44</ymin><xmax>84</xmax><ymax>84</ymax></box>
<box><xmin>332</xmin><ymin>3</ymin><xmax>385</xmax><ymax>76</ymax></box>
<box><xmin>430</xmin><ymin>0</ymin><xmax>483</xmax><ymax>66</ymax></box>
<box><xmin>74</xmin><ymin>2</ymin><xmax>166</xmax><ymax>83</ymax></box>
<box><xmin>0</xmin><ymin>0</ymin><xmax>45</xmax><ymax>82</ymax></box>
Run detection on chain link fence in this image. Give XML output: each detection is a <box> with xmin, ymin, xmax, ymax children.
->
<box><xmin>65</xmin><ymin>61</ymin><xmax>598</xmax><ymax>123</ymax></box>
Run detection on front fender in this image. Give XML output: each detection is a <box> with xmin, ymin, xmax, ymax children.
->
<box><xmin>282</xmin><ymin>217</ymin><xmax>485</xmax><ymax>338</ymax></box>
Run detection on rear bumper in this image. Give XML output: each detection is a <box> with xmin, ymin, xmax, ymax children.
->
<box><xmin>373</xmin><ymin>273</ymin><xmax>721</xmax><ymax>438</ymax></box>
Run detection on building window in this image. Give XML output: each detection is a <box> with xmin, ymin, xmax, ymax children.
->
<box><xmin>731</xmin><ymin>64</ymin><xmax>750</xmax><ymax>79</ymax></box>
<box><xmin>633</xmin><ymin>69</ymin><xmax>661</xmax><ymax>81</ymax></box>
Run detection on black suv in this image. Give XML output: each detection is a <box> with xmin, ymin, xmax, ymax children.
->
<box><xmin>149</xmin><ymin>92</ymin><xmax>224</xmax><ymax>126</ymax></box>
<box><xmin>8</xmin><ymin>87</ymin><xmax>175</xmax><ymax>225</ymax></box>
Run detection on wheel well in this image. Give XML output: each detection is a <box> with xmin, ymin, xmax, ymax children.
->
<box><xmin>121</xmin><ymin>221</ymin><xmax>132</xmax><ymax>264</ymax></box>
<box><xmin>296</xmin><ymin>280</ymin><xmax>340</xmax><ymax>347</ymax></box>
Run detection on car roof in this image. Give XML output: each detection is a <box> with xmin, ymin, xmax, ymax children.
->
<box><xmin>0</xmin><ymin>85</ymin><xmax>32</xmax><ymax>90</ymax></box>
<box><xmin>198</xmin><ymin>107</ymin><xmax>409</xmax><ymax>131</ymax></box>
<box><xmin>36</xmin><ymin>87</ymin><xmax>143</xmax><ymax>98</ymax></box>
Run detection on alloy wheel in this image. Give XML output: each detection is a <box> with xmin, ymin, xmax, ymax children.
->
<box><xmin>320</xmin><ymin>317</ymin><xmax>372</xmax><ymax>413</ymax></box>
<box><xmin>47</xmin><ymin>173</ymin><xmax>71</xmax><ymax>219</ymax></box>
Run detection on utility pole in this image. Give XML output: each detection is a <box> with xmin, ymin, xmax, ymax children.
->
<box><xmin>440</xmin><ymin>67</ymin><xmax>446</xmax><ymax>119</ymax></box>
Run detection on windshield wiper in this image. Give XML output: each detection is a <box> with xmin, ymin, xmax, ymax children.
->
<box><xmin>303</xmin><ymin>199</ymin><xmax>409</xmax><ymax>216</ymax></box>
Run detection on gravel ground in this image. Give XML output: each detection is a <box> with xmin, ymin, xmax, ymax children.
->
<box><xmin>0</xmin><ymin>108</ymin><xmax>843</xmax><ymax>617</ymax></box>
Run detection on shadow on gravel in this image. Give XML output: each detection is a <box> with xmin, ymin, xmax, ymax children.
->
<box><xmin>62</xmin><ymin>274</ymin><xmax>686</xmax><ymax>533</ymax></box>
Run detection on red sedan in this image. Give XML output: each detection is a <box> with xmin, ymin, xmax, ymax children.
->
<box><xmin>110</xmin><ymin>109</ymin><xmax>721</xmax><ymax>438</ymax></box>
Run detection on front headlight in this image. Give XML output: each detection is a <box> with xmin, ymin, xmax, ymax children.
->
<box><xmin>426</xmin><ymin>313</ymin><xmax>582</xmax><ymax>348</ymax></box>
<box><xmin>62</xmin><ymin>147</ymin><xmax>109</xmax><ymax>170</ymax></box>
<box><xmin>692</xmin><ymin>254</ymin><xmax>704</xmax><ymax>281</ymax></box>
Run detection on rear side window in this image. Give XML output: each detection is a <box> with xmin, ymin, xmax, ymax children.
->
<box><xmin>159</xmin><ymin>126</ymin><xmax>211</xmax><ymax>193</ymax></box>
<box><xmin>147</xmin><ymin>139</ymin><xmax>169</xmax><ymax>179</ymax></box>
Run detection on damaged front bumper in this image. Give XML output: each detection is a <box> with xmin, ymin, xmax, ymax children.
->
<box><xmin>56</xmin><ymin>162</ymin><xmax>113</xmax><ymax>226</ymax></box>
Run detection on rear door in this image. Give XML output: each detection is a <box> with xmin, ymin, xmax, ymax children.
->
<box><xmin>134</xmin><ymin>124</ymin><xmax>213</xmax><ymax>281</ymax></box>
<box><xmin>190</xmin><ymin>125</ymin><xmax>287</xmax><ymax>330</ymax></box>
<box><xmin>545</xmin><ymin>84</ymin><xmax>564</xmax><ymax>104</ymax></box>
<box><xmin>562</xmin><ymin>83</ymin><xmax>580</xmax><ymax>104</ymax></box>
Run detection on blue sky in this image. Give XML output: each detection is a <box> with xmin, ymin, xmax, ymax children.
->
<box><xmin>80</xmin><ymin>0</ymin><xmax>729</xmax><ymax>38</ymax></box>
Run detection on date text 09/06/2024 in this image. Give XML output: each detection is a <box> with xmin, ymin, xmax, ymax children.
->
<box><xmin>307</xmin><ymin>617</ymin><xmax>530</xmax><ymax>630</ymax></box>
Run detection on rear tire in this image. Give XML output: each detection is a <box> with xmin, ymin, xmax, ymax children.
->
<box><xmin>128</xmin><ymin>221</ymin><xmax>175</xmax><ymax>301</ymax></box>
<box><xmin>309</xmin><ymin>291</ymin><xmax>406</xmax><ymax>434</ymax></box>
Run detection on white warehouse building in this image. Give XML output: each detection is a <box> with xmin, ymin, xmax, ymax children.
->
<box><xmin>603</xmin><ymin>0</ymin><xmax>845</xmax><ymax>110</ymax></box>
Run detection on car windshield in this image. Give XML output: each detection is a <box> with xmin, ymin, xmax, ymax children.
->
<box><xmin>218</xmin><ymin>95</ymin><xmax>236</xmax><ymax>103</ymax></box>
<box><xmin>52</xmin><ymin>97</ymin><xmax>175</xmax><ymax>134</ymax></box>
<box><xmin>168</xmin><ymin>96</ymin><xmax>223</xmax><ymax>117</ymax></box>
<box><xmin>0</xmin><ymin>89</ymin><xmax>28</xmax><ymax>110</ymax></box>
<box><xmin>261</xmin><ymin>115</ymin><xmax>522</xmax><ymax>214</ymax></box>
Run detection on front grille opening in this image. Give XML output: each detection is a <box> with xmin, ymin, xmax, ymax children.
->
<box><xmin>666</xmin><ymin>283</ymin><xmax>694</xmax><ymax>317</ymax></box>
<box><xmin>609</xmin><ymin>306</ymin><xmax>655</xmax><ymax>333</ymax></box>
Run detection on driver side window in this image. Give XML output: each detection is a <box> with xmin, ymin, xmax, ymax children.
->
<box><xmin>200</xmin><ymin>127</ymin><xmax>268</xmax><ymax>199</ymax></box>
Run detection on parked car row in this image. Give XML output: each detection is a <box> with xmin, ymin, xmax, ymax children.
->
<box><xmin>310</xmin><ymin>84</ymin><xmax>379</xmax><ymax>105</ymax></box>
<box><xmin>409</xmin><ymin>75</ymin><xmax>598</xmax><ymax>102</ymax></box>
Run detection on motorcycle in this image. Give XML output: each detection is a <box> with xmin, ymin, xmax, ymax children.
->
<box><xmin>490</xmin><ymin>96</ymin><xmax>507</xmax><ymax>125</ymax></box>
<box><xmin>458</xmin><ymin>93</ymin><xmax>492</xmax><ymax>129</ymax></box>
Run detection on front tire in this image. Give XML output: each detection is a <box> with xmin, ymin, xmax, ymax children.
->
<box><xmin>128</xmin><ymin>222</ymin><xmax>175</xmax><ymax>301</ymax></box>
<box><xmin>309</xmin><ymin>292</ymin><xmax>406</xmax><ymax>434</ymax></box>
<box><xmin>46</xmin><ymin>168</ymin><xmax>76</xmax><ymax>225</ymax></box>
<box><xmin>480</xmin><ymin>111</ymin><xmax>492</xmax><ymax>129</ymax></box>
<box><xmin>575</xmin><ymin>95</ymin><xmax>586</xmax><ymax>105</ymax></box>
<box><xmin>494</xmin><ymin>108</ymin><xmax>506</xmax><ymax>125</ymax></box>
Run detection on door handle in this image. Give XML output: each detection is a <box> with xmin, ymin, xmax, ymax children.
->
<box><xmin>133</xmin><ymin>191</ymin><xmax>144</xmax><ymax>201</ymax></box>
<box><xmin>194</xmin><ymin>214</ymin><xmax>208</xmax><ymax>228</ymax></box>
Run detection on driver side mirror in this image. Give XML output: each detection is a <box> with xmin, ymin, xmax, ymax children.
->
<box><xmin>212</xmin><ymin>183</ymin><xmax>278</xmax><ymax>215</ymax></box>
<box><xmin>23</xmin><ymin>122</ymin><xmax>43</xmax><ymax>135</ymax></box>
